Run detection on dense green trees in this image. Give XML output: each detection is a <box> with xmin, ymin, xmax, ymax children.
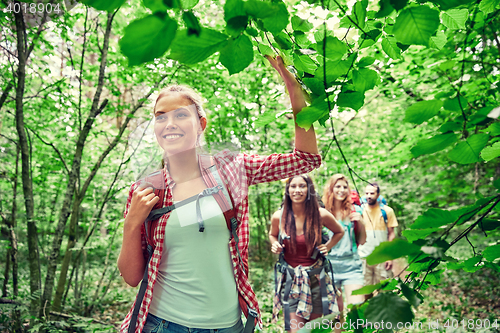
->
<box><xmin>0</xmin><ymin>0</ymin><xmax>499</xmax><ymax>331</ymax></box>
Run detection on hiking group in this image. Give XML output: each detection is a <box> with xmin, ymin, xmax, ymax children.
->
<box><xmin>117</xmin><ymin>55</ymin><xmax>398</xmax><ymax>333</ymax></box>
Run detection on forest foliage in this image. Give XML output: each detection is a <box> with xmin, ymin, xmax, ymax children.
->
<box><xmin>0</xmin><ymin>0</ymin><xmax>500</xmax><ymax>331</ymax></box>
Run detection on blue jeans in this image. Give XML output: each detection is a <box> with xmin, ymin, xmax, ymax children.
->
<box><xmin>143</xmin><ymin>313</ymin><xmax>245</xmax><ymax>333</ymax></box>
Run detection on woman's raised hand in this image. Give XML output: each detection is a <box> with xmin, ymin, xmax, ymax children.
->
<box><xmin>265</xmin><ymin>55</ymin><xmax>300</xmax><ymax>89</ymax></box>
<box><xmin>125</xmin><ymin>183</ymin><xmax>160</xmax><ymax>228</ymax></box>
<box><xmin>271</xmin><ymin>241</ymin><xmax>284</xmax><ymax>254</ymax></box>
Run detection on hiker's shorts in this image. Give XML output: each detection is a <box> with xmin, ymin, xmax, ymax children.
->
<box><xmin>361</xmin><ymin>259</ymin><xmax>393</xmax><ymax>286</ymax></box>
<box><xmin>142</xmin><ymin>313</ymin><xmax>244</xmax><ymax>333</ymax></box>
<box><xmin>329</xmin><ymin>253</ymin><xmax>364</xmax><ymax>288</ymax></box>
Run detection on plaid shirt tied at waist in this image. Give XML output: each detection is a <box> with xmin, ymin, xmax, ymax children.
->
<box><xmin>273</xmin><ymin>257</ymin><xmax>339</xmax><ymax>322</ymax></box>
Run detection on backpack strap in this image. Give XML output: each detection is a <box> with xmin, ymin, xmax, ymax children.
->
<box><xmin>381</xmin><ymin>208</ymin><xmax>388</xmax><ymax>224</ymax></box>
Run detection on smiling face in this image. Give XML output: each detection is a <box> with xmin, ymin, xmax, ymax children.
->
<box><xmin>288</xmin><ymin>176</ymin><xmax>308</xmax><ymax>204</ymax></box>
<box><xmin>154</xmin><ymin>93</ymin><xmax>206</xmax><ymax>156</ymax></box>
<box><xmin>333</xmin><ymin>179</ymin><xmax>348</xmax><ymax>201</ymax></box>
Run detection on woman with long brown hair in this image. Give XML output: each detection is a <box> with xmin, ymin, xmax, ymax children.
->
<box><xmin>269</xmin><ymin>175</ymin><xmax>344</xmax><ymax>332</ymax></box>
<box><xmin>323</xmin><ymin>174</ymin><xmax>366</xmax><ymax>313</ymax></box>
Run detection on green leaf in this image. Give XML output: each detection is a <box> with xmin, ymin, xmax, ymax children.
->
<box><xmin>357</xmin><ymin>56</ymin><xmax>375</xmax><ymax>67</ymax></box>
<box><xmin>303</xmin><ymin>78</ymin><xmax>325</xmax><ymax>96</ymax></box>
<box><xmin>120</xmin><ymin>14</ymin><xmax>178</xmax><ymax>66</ymax></box>
<box><xmin>403</xmin><ymin>228</ymin><xmax>441</xmax><ymax>242</ymax></box>
<box><xmin>484</xmin><ymin>244</ymin><xmax>500</xmax><ymax>261</ymax></box>
<box><xmin>479</xmin><ymin>0</ymin><xmax>500</xmax><ymax>14</ymax></box>
<box><xmin>352</xmin><ymin>68</ymin><xmax>379</xmax><ymax>92</ymax></box>
<box><xmin>257</xmin><ymin>43</ymin><xmax>273</xmax><ymax>57</ymax></box>
<box><xmin>315</xmin><ymin>36</ymin><xmax>347</xmax><ymax>61</ymax></box>
<box><xmin>219</xmin><ymin>35</ymin><xmax>254</xmax><ymax>75</ymax></box>
<box><xmin>291</xmin><ymin>15</ymin><xmax>313</xmax><ymax>32</ymax></box>
<box><xmin>443</xmin><ymin>95</ymin><xmax>468</xmax><ymax>111</ymax></box>
<box><xmin>410</xmin><ymin>133</ymin><xmax>458</xmax><ymax>158</ymax></box>
<box><xmin>261</xmin><ymin>2</ymin><xmax>289</xmax><ymax>34</ymax></box>
<box><xmin>296</xmin><ymin>96</ymin><xmax>330</xmax><ymax>130</ymax></box>
<box><xmin>439</xmin><ymin>121</ymin><xmax>462</xmax><ymax>133</ymax></box>
<box><xmin>314</xmin><ymin>57</ymin><xmax>355</xmax><ymax>85</ymax></box>
<box><xmin>400</xmin><ymin>282</ymin><xmax>421</xmax><ymax>308</ymax></box>
<box><xmin>169</xmin><ymin>28</ymin><xmax>228</xmax><ymax>64</ymax></box>
<box><xmin>426</xmin><ymin>269</ymin><xmax>444</xmax><ymax>284</ymax></box>
<box><xmin>381</xmin><ymin>36</ymin><xmax>402</xmax><ymax>60</ymax></box>
<box><xmin>337</xmin><ymin>91</ymin><xmax>365</xmax><ymax>111</ymax></box>
<box><xmin>410</xmin><ymin>208</ymin><xmax>457</xmax><ymax>229</ymax></box>
<box><xmin>182</xmin><ymin>11</ymin><xmax>201</xmax><ymax>36</ymax></box>
<box><xmin>404</xmin><ymin>99</ymin><xmax>443</xmax><ymax>124</ymax></box>
<box><xmin>366</xmin><ymin>239</ymin><xmax>422</xmax><ymax>265</ymax></box>
<box><xmin>448</xmin><ymin>133</ymin><xmax>490</xmax><ymax>164</ymax></box>
<box><xmin>482</xmin><ymin>219</ymin><xmax>500</xmax><ymax>231</ymax></box>
<box><xmin>180</xmin><ymin>0</ymin><xmax>199</xmax><ymax>9</ymax></box>
<box><xmin>494</xmin><ymin>179</ymin><xmax>500</xmax><ymax>190</ymax></box>
<box><xmin>481</xmin><ymin>142</ymin><xmax>500</xmax><ymax>162</ymax></box>
<box><xmin>273</xmin><ymin>32</ymin><xmax>292</xmax><ymax>50</ymax></box>
<box><xmin>351</xmin><ymin>0</ymin><xmax>367</xmax><ymax>29</ymax></box>
<box><xmin>429</xmin><ymin>0</ymin><xmax>474</xmax><ymax>10</ymax></box>
<box><xmin>81</xmin><ymin>0</ymin><xmax>126</xmax><ymax>11</ymax></box>
<box><xmin>441</xmin><ymin>9</ymin><xmax>469</xmax><ymax>30</ymax></box>
<box><xmin>293</xmin><ymin>54</ymin><xmax>317</xmax><ymax>73</ymax></box>
<box><xmin>430</xmin><ymin>30</ymin><xmax>448</xmax><ymax>49</ymax></box>
<box><xmin>365</xmin><ymin>293</ymin><xmax>414</xmax><ymax>327</ymax></box>
<box><xmin>143</xmin><ymin>0</ymin><xmax>169</xmax><ymax>13</ymax></box>
<box><xmin>393</xmin><ymin>5</ymin><xmax>440</xmax><ymax>46</ymax></box>
<box><xmin>244</xmin><ymin>0</ymin><xmax>279</xmax><ymax>18</ymax></box>
<box><xmin>391</xmin><ymin>0</ymin><xmax>408</xmax><ymax>10</ymax></box>
<box><xmin>226</xmin><ymin>16</ymin><xmax>248</xmax><ymax>36</ymax></box>
<box><xmin>352</xmin><ymin>279</ymin><xmax>391</xmax><ymax>295</ymax></box>
<box><xmin>224</xmin><ymin>0</ymin><xmax>245</xmax><ymax>21</ymax></box>
<box><xmin>163</xmin><ymin>0</ymin><xmax>180</xmax><ymax>9</ymax></box>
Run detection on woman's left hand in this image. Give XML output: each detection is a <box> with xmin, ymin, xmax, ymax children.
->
<box><xmin>317</xmin><ymin>244</ymin><xmax>329</xmax><ymax>256</ymax></box>
<box><xmin>350</xmin><ymin>212</ymin><xmax>363</xmax><ymax>223</ymax></box>
<box><xmin>265</xmin><ymin>55</ymin><xmax>300</xmax><ymax>89</ymax></box>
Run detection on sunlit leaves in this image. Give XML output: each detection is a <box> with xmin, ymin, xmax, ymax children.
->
<box><xmin>393</xmin><ymin>5</ymin><xmax>440</xmax><ymax>46</ymax></box>
<box><xmin>291</xmin><ymin>15</ymin><xmax>313</xmax><ymax>32</ymax></box>
<box><xmin>481</xmin><ymin>142</ymin><xmax>500</xmax><ymax>161</ymax></box>
<box><xmin>365</xmin><ymin>293</ymin><xmax>414</xmax><ymax>327</ymax></box>
<box><xmin>448</xmin><ymin>133</ymin><xmax>490</xmax><ymax>164</ymax></box>
<box><xmin>295</xmin><ymin>96</ymin><xmax>330</xmax><ymax>130</ymax></box>
<box><xmin>441</xmin><ymin>9</ymin><xmax>469</xmax><ymax>30</ymax></box>
<box><xmin>293</xmin><ymin>54</ymin><xmax>316</xmax><ymax>73</ymax></box>
<box><xmin>315</xmin><ymin>36</ymin><xmax>347</xmax><ymax>61</ymax></box>
<box><xmin>381</xmin><ymin>36</ymin><xmax>402</xmax><ymax>60</ymax></box>
<box><xmin>486</xmin><ymin>123</ymin><xmax>500</xmax><ymax>136</ymax></box>
<box><xmin>143</xmin><ymin>0</ymin><xmax>169</xmax><ymax>13</ymax></box>
<box><xmin>119</xmin><ymin>14</ymin><xmax>178</xmax><ymax>66</ymax></box>
<box><xmin>430</xmin><ymin>31</ymin><xmax>448</xmax><ymax>49</ymax></box>
<box><xmin>479</xmin><ymin>0</ymin><xmax>500</xmax><ymax>14</ymax></box>
<box><xmin>81</xmin><ymin>0</ymin><xmax>126</xmax><ymax>11</ymax></box>
<box><xmin>429</xmin><ymin>0</ymin><xmax>475</xmax><ymax>10</ymax></box>
<box><xmin>219</xmin><ymin>35</ymin><xmax>254</xmax><ymax>75</ymax></box>
<box><xmin>352</xmin><ymin>68</ymin><xmax>378</xmax><ymax>92</ymax></box>
<box><xmin>403</xmin><ymin>228</ymin><xmax>441</xmax><ymax>242</ymax></box>
<box><xmin>366</xmin><ymin>239</ymin><xmax>422</xmax><ymax>265</ymax></box>
<box><xmin>350</xmin><ymin>0</ymin><xmax>367</xmax><ymax>29</ymax></box>
<box><xmin>404</xmin><ymin>100</ymin><xmax>443</xmax><ymax>124</ymax></box>
<box><xmin>182</xmin><ymin>11</ymin><xmax>201</xmax><ymax>36</ymax></box>
<box><xmin>410</xmin><ymin>208</ymin><xmax>457</xmax><ymax>229</ymax></box>
<box><xmin>443</xmin><ymin>95</ymin><xmax>468</xmax><ymax>111</ymax></box>
<box><xmin>410</xmin><ymin>133</ymin><xmax>458</xmax><ymax>157</ymax></box>
<box><xmin>169</xmin><ymin>28</ymin><xmax>228</xmax><ymax>64</ymax></box>
<box><xmin>337</xmin><ymin>91</ymin><xmax>365</xmax><ymax>111</ymax></box>
<box><xmin>261</xmin><ymin>2</ymin><xmax>288</xmax><ymax>34</ymax></box>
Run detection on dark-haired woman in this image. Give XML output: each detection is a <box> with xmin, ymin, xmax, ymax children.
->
<box><xmin>323</xmin><ymin>174</ymin><xmax>366</xmax><ymax>314</ymax></box>
<box><xmin>117</xmin><ymin>56</ymin><xmax>323</xmax><ymax>333</ymax></box>
<box><xmin>269</xmin><ymin>175</ymin><xmax>344</xmax><ymax>332</ymax></box>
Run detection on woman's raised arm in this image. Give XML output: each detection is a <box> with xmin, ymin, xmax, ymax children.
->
<box><xmin>266</xmin><ymin>55</ymin><xmax>318</xmax><ymax>155</ymax></box>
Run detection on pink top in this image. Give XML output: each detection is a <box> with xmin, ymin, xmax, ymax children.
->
<box><xmin>284</xmin><ymin>234</ymin><xmax>316</xmax><ymax>268</ymax></box>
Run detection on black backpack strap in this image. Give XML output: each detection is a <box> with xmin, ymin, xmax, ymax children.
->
<box><xmin>128</xmin><ymin>221</ymin><xmax>154</xmax><ymax>333</ymax></box>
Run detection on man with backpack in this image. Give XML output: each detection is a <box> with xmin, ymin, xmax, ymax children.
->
<box><xmin>357</xmin><ymin>183</ymin><xmax>398</xmax><ymax>293</ymax></box>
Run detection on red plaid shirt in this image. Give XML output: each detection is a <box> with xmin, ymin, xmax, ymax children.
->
<box><xmin>119</xmin><ymin>149</ymin><xmax>321</xmax><ymax>332</ymax></box>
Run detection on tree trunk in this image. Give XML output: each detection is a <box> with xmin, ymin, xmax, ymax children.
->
<box><xmin>39</xmin><ymin>12</ymin><xmax>115</xmax><ymax>317</ymax></box>
<box><xmin>13</xmin><ymin>5</ymin><xmax>42</xmax><ymax>321</ymax></box>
